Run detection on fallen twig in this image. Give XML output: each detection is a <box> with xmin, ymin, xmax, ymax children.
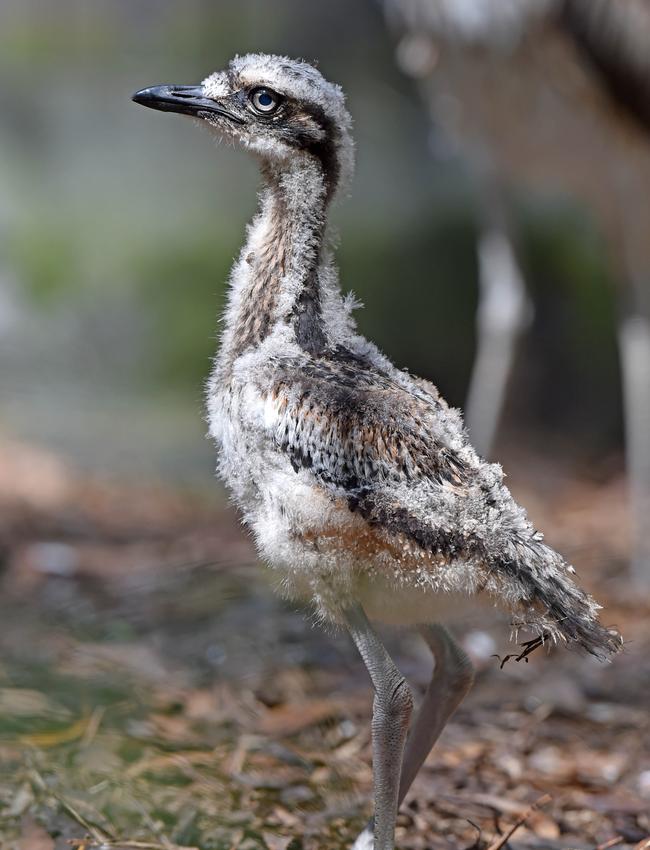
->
<box><xmin>68</xmin><ymin>840</ymin><xmax>199</xmax><ymax>850</ymax></box>
<box><xmin>81</xmin><ymin>706</ymin><xmax>106</xmax><ymax>748</ymax></box>
<box><xmin>595</xmin><ymin>837</ymin><xmax>624</xmax><ymax>850</ymax></box>
<box><xmin>29</xmin><ymin>768</ymin><xmax>114</xmax><ymax>844</ymax></box>
<box><xmin>485</xmin><ymin>793</ymin><xmax>552</xmax><ymax>850</ymax></box>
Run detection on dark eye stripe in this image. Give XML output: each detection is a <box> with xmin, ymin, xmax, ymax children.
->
<box><xmin>291</xmin><ymin>100</ymin><xmax>341</xmax><ymax>194</ymax></box>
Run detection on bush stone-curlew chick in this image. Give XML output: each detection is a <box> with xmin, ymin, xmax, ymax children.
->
<box><xmin>133</xmin><ymin>54</ymin><xmax>621</xmax><ymax>850</ymax></box>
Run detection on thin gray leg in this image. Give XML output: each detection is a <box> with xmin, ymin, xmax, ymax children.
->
<box><xmin>619</xmin><ymin>312</ymin><xmax>650</xmax><ymax>586</ymax></box>
<box><xmin>352</xmin><ymin>625</ymin><xmax>474</xmax><ymax>850</ymax></box>
<box><xmin>344</xmin><ymin>604</ymin><xmax>413</xmax><ymax>850</ymax></box>
<box><xmin>465</xmin><ymin>226</ymin><xmax>530</xmax><ymax>458</ymax></box>
<box><xmin>398</xmin><ymin>625</ymin><xmax>474</xmax><ymax>804</ymax></box>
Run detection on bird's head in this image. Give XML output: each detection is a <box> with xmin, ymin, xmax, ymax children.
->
<box><xmin>133</xmin><ymin>53</ymin><xmax>354</xmax><ymax>197</ymax></box>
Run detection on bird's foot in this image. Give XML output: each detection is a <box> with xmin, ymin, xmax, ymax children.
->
<box><xmin>496</xmin><ymin>632</ymin><xmax>550</xmax><ymax>668</ymax></box>
<box><xmin>351</xmin><ymin>824</ymin><xmax>374</xmax><ymax>850</ymax></box>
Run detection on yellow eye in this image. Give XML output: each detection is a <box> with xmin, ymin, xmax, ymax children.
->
<box><xmin>250</xmin><ymin>87</ymin><xmax>281</xmax><ymax>114</ymax></box>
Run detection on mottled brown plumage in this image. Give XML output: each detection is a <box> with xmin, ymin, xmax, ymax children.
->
<box><xmin>133</xmin><ymin>53</ymin><xmax>621</xmax><ymax>850</ymax></box>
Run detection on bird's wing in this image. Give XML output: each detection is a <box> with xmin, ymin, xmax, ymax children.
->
<box><xmin>262</xmin><ymin>355</ymin><xmax>472</xmax><ymax>499</ymax></box>
<box><xmin>257</xmin><ymin>355</ymin><xmax>620</xmax><ymax>659</ymax></box>
<box><xmin>259</xmin><ymin>353</ymin><xmax>486</xmax><ymax>569</ymax></box>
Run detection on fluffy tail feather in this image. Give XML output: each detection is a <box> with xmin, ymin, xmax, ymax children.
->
<box><xmin>490</xmin><ymin>535</ymin><xmax>622</xmax><ymax>660</ymax></box>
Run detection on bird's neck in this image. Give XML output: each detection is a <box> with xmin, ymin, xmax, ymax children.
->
<box><xmin>218</xmin><ymin>157</ymin><xmax>332</xmax><ymax>371</ymax></box>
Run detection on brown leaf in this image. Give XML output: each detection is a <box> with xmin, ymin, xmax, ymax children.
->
<box><xmin>262</xmin><ymin>834</ymin><xmax>294</xmax><ymax>850</ymax></box>
<box><xmin>18</xmin><ymin>818</ymin><xmax>54</xmax><ymax>850</ymax></box>
<box><xmin>257</xmin><ymin>699</ymin><xmax>342</xmax><ymax>736</ymax></box>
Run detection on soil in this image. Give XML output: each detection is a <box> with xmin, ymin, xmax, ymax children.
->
<box><xmin>0</xmin><ymin>439</ymin><xmax>648</xmax><ymax>850</ymax></box>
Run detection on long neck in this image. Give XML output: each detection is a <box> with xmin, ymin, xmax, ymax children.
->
<box><xmin>218</xmin><ymin>157</ymin><xmax>331</xmax><ymax>372</ymax></box>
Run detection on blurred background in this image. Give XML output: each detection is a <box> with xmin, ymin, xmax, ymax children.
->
<box><xmin>0</xmin><ymin>2</ymin><xmax>648</xmax><ymax>849</ymax></box>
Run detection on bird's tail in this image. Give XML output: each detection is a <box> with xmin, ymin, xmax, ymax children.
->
<box><xmin>489</xmin><ymin>534</ymin><xmax>622</xmax><ymax>661</ymax></box>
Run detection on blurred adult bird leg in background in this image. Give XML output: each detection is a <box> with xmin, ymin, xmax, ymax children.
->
<box><xmin>384</xmin><ymin>0</ymin><xmax>650</xmax><ymax>585</ymax></box>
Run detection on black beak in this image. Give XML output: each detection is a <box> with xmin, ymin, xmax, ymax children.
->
<box><xmin>131</xmin><ymin>85</ymin><xmax>244</xmax><ymax>123</ymax></box>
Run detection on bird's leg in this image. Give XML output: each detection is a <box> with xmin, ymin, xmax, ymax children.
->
<box><xmin>465</xmin><ymin>226</ymin><xmax>530</xmax><ymax>458</ymax></box>
<box><xmin>397</xmin><ymin>625</ymin><xmax>474</xmax><ymax>803</ymax></box>
<box><xmin>344</xmin><ymin>604</ymin><xmax>413</xmax><ymax>850</ymax></box>
<box><xmin>352</xmin><ymin>625</ymin><xmax>474</xmax><ymax>850</ymax></box>
<box><xmin>619</xmin><ymin>310</ymin><xmax>650</xmax><ymax>586</ymax></box>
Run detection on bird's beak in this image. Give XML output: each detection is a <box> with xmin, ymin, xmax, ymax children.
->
<box><xmin>131</xmin><ymin>84</ymin><xmax>244</xmax><ymax>123</ymax></box>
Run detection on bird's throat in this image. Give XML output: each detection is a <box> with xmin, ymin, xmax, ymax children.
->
<box><xmin>219</xmin><ymin>158</ymin><xmax>331</xmax><ymax>370</ymax></box>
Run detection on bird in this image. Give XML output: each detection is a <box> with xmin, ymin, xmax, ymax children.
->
<box><xmin>133</xmin><ymin>54</ymin><xmax>621</xmax><ymax>850</ymax></box>
<box><xmin>384</xmin><ymin>0</ymin><xmax>650</xmax><ymax>584</ymax></box>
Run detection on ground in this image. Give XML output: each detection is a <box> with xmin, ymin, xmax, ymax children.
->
<box><xmin>0</xmin><ymin>438</ymin><xmax>648</xmax><ymax>850</ymax></box>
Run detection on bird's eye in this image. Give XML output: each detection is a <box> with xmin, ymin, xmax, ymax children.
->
<box><xmin>250</xmin><ymin>87</ymin><xmax>281</xmax><ymax>115</ymax></box>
